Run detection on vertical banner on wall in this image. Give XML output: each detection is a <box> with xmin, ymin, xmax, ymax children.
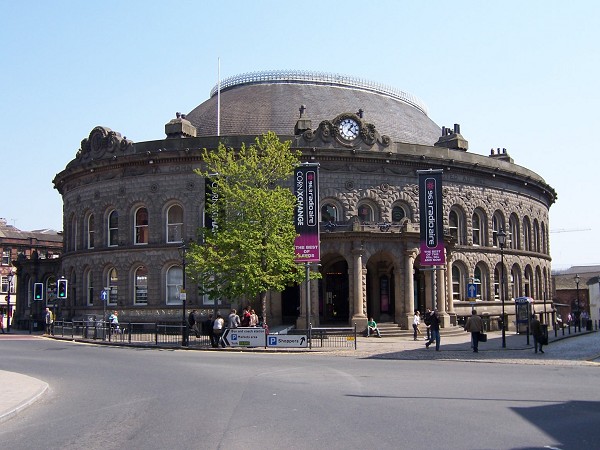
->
<box><xmin>294</xmin><ymin>163</ymin><xmax>320</xmax><ymax>263</ymax></box>
<box><xmin>418</xmin><ymin>169</ymin><xmax>445</xmax><ymax>266</ymax></box>
<box><xmin>204</xmin><ymin>176</ymin><xmax>220</xmax><ymax>233</ymax></box>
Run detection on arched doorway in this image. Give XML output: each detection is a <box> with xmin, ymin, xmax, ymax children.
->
<box><xmin>281</xmin><ymin>284</ymin><xmax>300</xmax><ymax>324</ymax></box>
<box><xmin>320</xmin><ymin>259</ymin><xmax>349</xmax><ymax>324</ymax></box>
<box><xmin>366</xmin><ymin>254</ymin><xmax>396</xmax><ymax>322</ymax></box>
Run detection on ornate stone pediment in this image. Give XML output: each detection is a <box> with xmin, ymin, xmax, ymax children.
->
<box><xmin>76</xmin><ymin>126</ymin><xmax>133</xmax><ymax>162</ymax></box>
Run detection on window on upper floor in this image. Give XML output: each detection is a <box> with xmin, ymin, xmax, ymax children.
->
<box><xmin>357</xmin><ymin>203</ymin><xmax>375</xmax><ymax>223</ymax></box>
<box><xmin>108</xmin><ymin>210</ymin><xmax>119</xmax><ymax>247</ymax></box>
<box><xmin>449</xmin><ymin>208</ymin><xmax>466</xmax><ymax>245</ymax></box>
<box><xmin>492</xmin><ymin>212</ymin><xmax>505</xmax><ymax>247</ymax></box>
<box><xmin>167</xmin><ymin>205</ymin><xmax>184</xmax><ymax>243</ymax></box>
<box><xmin>135</xmin><ymin>207</ymin><xmax>149</xmax><ymax>245</ymax></box>
<box><xmin>87</xmin><ymin>214</ymin><xmax>95</xmax><ymax>249</ymax></box>
<box><xmin>2</xmin><ymin>249</ymin><xmax>11</xmax><ymax>266</ymax></box>
<box><xmin>472</xmin><ymin>211</ymin><xmax>484</xmax><ymax>246</ymax></box>
<box><xmin>508</xmin><ymin>215</ymin><xmax>519</xmax><ymax>250</ymax></box>
<box><xmin>392</xmin><ymin>204</ymin><xmax>407</xmax><ymax>223</ymax></box>
<box><xmin>321</xmin><ymin>203</ymin><xmax>339</xmax><ymax>222</ymax></box>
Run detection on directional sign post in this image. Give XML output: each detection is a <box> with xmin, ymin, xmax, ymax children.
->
<box><xmin>222</xmin><ymin>328</ymin><xmax>267</xmax><ymax>348</ymax></box>
<box><xmin>267</xmin><ymin>335</ymin><xmax>308</xmax><ymax>348</ymax></box>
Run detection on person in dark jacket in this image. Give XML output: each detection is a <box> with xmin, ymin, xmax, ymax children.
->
<box><xmin>530</xmin><ymin>314</ymin><xmax>544</xmax><ymax>354</ymax></box>
<box><xmin>425</xmin><ymin>309</ymin><xmax>441</xmax><ymax>351</ymax></box>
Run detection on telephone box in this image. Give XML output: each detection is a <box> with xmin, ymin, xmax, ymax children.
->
<box><xmin>515</xmin><ymin>297</ymin><xmax>533</xmax><ymax>334</ymax></box>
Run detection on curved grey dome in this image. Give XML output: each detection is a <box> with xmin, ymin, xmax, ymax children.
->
<box><xmin>186</xmin><ymin>70</ymin><xmax>442</xmax><ymax>146</ymax></box>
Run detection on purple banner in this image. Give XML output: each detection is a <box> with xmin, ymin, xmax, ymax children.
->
<box><xmin>419</xmin><ymin>170</ymin><xmax>445</xmax><ymax>266</ymax></box>
<box><xmin>294</xmin><ymin>164</ymin><xmax>320</xmax><ymax>263</ymax></box>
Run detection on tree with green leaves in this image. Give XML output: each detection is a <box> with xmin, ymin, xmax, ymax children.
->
<box><xmin>187</xmin><ymin>132</ymin><xmax>308</xmax><ymax>324</ymax></box>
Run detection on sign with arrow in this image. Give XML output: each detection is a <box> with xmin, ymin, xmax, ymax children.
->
<box><xmin>267</xmin><ymin>335</ymin><xmax>308</xmax><ymax>348</ymax></box>
<box><xmin>221</xmin><ymin>327</ymin><xmax>267</xmax><ymax>347</ymax></box>
<box><xmin>467</xmin><ymin>283</ymin><xmax>477</xmax><ymax>299</ymax></box>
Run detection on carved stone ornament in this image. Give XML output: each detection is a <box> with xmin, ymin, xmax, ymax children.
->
<box><xmin>78</xmin><ymin>126</ymin><xmax>133</xmax><ymax>162</ymax></box>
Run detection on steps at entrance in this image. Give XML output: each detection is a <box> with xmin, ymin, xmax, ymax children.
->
<box><xmin>371</xmin><ymin>322</ymin><xmax>466</xmax><ymax>339</ymax></box>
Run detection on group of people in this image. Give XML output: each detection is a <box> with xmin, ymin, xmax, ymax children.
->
<box><xmin>188</xmin><ymin>307</ymin><xmax>264</xmax><ymax>348</ymax></box>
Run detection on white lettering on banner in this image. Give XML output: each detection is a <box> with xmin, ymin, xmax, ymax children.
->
<box><xmin>295</xmin><ymin>171</ymin><xmax>304</xmax><ymax>226</ymax></box>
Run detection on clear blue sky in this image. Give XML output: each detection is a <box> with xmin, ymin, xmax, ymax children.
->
<box><xmin>1</xmin><ymin>0</ymin><xmax>598</xmax><ymax>271</ymax></box>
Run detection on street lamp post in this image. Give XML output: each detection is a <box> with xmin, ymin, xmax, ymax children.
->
<box><xmin>575</xmin><ymin>273</ymin><xmax>580</xmax><ymax>332</ymax></box>
<box><xmin>179</xmin><ymin>240</ymin><xmax>189</xmax><ymax>347</ymax></box>
<box><xmin>6</xmin><ymin>271</ymin><xmax>14</xmax><ymax>333</ymax></box>
<box><xmin>497</xmin><ymin>228</ymin><xmax>507</xmax><ymax>348</ymax></box>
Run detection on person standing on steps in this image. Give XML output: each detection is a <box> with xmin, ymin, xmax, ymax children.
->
<box><xmin>412</xmin><ymin>310</ymin><xmax>421</xmax><ymax>341</ymax></box>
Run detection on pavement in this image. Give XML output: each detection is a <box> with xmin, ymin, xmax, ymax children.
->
<box><xmin>1</xmin><ymin>326</ymin><xmax>598</xmax><ymax>423</ymax></box>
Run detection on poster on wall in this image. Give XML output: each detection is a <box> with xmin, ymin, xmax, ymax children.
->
<box><xmin>418</xmin><ymin>169</ymin><xmax>445</xmax><ymax>266</ymax></box>
<box><xmin>294</xmin><ymin>163</ymin><xmax>320</xmax><ymax>263</ymax></box>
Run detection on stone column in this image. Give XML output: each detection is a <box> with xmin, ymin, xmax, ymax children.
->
<box><xmin>401</xmin><ymin>249</ymin><xmax>417</xmax><ymax>329</ymax></box>
<box><xmin>351</xmin><ymin>243</ymin><xmax>367</xmax><ymax>328</ymax></box>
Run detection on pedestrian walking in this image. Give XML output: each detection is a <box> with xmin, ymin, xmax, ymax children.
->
<box><xmin>188</xmin><ymin>310</ymin><xmax>200</xmax><ymax>337</ymax></box>
<box><xmin>465</xmin><ymin>310</ymin><xmax>484</xmax><ymax>353</ymax></box>
<box><xmin>424</xmin><ymin>308</ymin><xmax>432</xmax><ymax>340</ymax></box>
<box><xmin>212</xmin><ymin>314</ymin><xmax>225</xmax><ymax>347</ymax></box>
<box><xmin>0</xmin><ymin>312</ymin><xmax>5</xmax><ymax>334</ymax></box>
<box><xmin>45</xmin><ymin>307</ymin><xmax>54</xmax><ymax>335</ymax></box>
<box><xmin>425</xmin><ymin>309</ymin><xmax>441</xmax><ymax>351</ymax></box>
<box><xmin>412</xmin><ymin>310</ymin><xmax>421</xmax><ymax>341</ymax></box>
<box><xmin>530</xmin><ymin>313</ymin><xmax>545</xmax><ymax>354</ymax></box>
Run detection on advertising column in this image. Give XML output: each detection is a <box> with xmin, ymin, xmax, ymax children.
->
<box><xmin>294</xmin><ymin>163</ymin><xmax>320</xmax><ymax>330</ymax></box>
<box><xmin>418</xmin><ymin>170</ymin><xmax>445</xmax><ymax>320</ymax></box>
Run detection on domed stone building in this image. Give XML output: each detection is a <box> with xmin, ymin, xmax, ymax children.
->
<box><xmin>51</xmin><ymin>70</ymin><xmax>556</xmax><ymax>330</ymax></box>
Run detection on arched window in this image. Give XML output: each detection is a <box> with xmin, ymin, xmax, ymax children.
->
<box><xmin>321</xmin><ymin>203</ymin><xmax>339</xmax><ymax>222</ymax></box>
<box><xmin>357</xmin><ymin>203</ymin><xmax>375</xmax><ymax>222</ymax></box>
<box><xmin>494</xmin><ymin>265</ymin><xmax>501</xmax><ymax>300</ymax></box>
<box><xmin>523</xmin><ymin>217</ymin><xmax>532</xmax><ymax>251</ymax></box>
<box><xmin>492</xmin><ymin>211</ymin><xmax>504</xmax><ymax>247</ymax></box>
<box><xmin>108</xmin><ymin>210</ymin><xmax>119</xmax><ymax>247</ymax></box>
<box><xmin>511</xmin><ymin>265</ymin><xmax>522</xmax><ymax>299</ymax></box>
<box><xmin>541</xmin><ymin>222</ymin><xmax>547</xmax><ymax>254</ymax></box>
<box><xmin>85</xmin><ymin>269</ymin><xmax>94</xmax><ymax>306</ymax></box>
<box><xmin>535</xmin><ymin>266</ymin><xmax>542</xmax><ymax>300</ymax></box>
<box><xmin>524</xmin><ymin>266</ymin><xmax>533</xmax><ymax>298</ymax></box>
<box><xmin>533</xmin><ymin>220</ymin><xmax>540</xmax><ymax>253</ymax></box>
<box><xmin>87</xmin><ymin>214</ymin><xmax>95</xmax><ymax>249</ymax></box>
<box><xmin>134</xmin><ymin>266</ymin><xmax>148</xmax><ymax>305</ymax></box>
<box><xmin>509</xmin><ymin>214</ymin><xmax>520</xmax><ymax>250</ymax></box>
<box><xmin>166</xmin><ymin>265</ymin><xmax>183</xmax><ymax>305</ymax></box>
<box><xmin>474</xmin><ymin>264</ymin><xmax>487</xmax><ymax>300</ymax></box>
<box><xmin>106</xmin><ymin>267</ymin><xmax>118</xmax><ymax>305</ymax></box>
<box><xmin>135</xmin><ymin>207</ymin><xmax>149</xmax><ymax>245</ymax></box>
<box><xmin>472</xmin><ymin>210</ymin><xmax>484</xmax><ymax>246</ymax></box>
<box><xmin>45</xmin><ymin>276</ymin><xmax>56</xmax><ymax>306</ymax></box>
<box><xmin>452</xmin><ymin>264</ymin><xmax>465</xmax><ymax>301</ymax></box>
<box><xmin>392</xmin><ymin>204</ymin><xmax>407</xmax><ymax>223</ymax></box>
<box><xmin>449</xmin><ymin>208</ymin><xmax>466</xmax><ymax>245</ymax></box>
<box><xmin>167</xmin><ymin>205</ymin><xmax>184</xmax><ymax>243</ymax></box>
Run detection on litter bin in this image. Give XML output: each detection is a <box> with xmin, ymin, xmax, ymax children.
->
<box><xmin>587</xmin><ymin>320</ymin><xmax>593</xmax><ymax>331</ymax></box>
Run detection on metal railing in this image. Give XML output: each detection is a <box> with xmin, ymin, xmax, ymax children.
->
<box><xmin>291</xmin><ymin>325</ymin><xmax>357</xmax><ymax>349</ymax></box>
<box><xmin>52</xmin><ymin>320</ymin><xmax>358</xmax><ymax>350</ymax></box>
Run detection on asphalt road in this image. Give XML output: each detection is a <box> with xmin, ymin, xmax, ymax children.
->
<box><xmin>1</xmin><ymin>335</ymin><xmax>599</xmax><ymax>450</ymax></box>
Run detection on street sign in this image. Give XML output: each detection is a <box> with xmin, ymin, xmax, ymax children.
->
<box><xmin>100</xmin><ymin>290</ymin><xmax>108</xmax><ymax>302</ymax></box>
<box><xmin>467</xmin><ymin>283</ymin><xmax>477</xmax><ymax>299</ymax></box>
<box><xmin>222</xmin><ymin>327</ymin><xmax>267</xmax><ymax>347</ymax></box>
<box><xmin>267</xmin><ymin>335</ymin><xmax>308</xmax><ymax>348</ymax></box>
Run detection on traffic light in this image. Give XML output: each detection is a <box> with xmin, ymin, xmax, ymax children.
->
<box><xmin>34</xmin><ymin>283</ymin><xmax>44</xmax><ymax>301</ymax></box>
<box><xmin>57</xmin><ymin>279</ymin><xmax>68</xmax><ymax>299</ymax></box>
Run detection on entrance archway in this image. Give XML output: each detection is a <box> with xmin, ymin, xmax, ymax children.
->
<box><xmin>319</xmin><ymin>259</ymin><xmax>349</xmax><ymax>324</ymax></box>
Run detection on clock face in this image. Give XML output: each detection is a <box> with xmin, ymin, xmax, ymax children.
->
<box><xmin>338</xmin><ymin>118</ymin><xmax>360</xmax><ymax>140</ymax></box>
